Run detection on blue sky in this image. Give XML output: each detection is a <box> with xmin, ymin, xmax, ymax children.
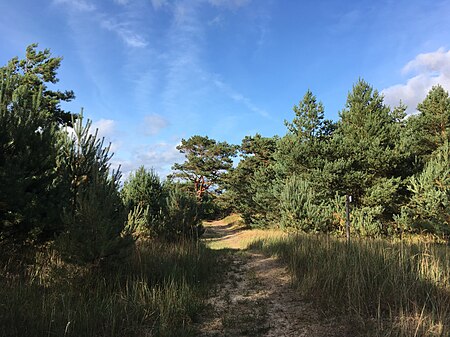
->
<box><xmin>2</xmin><ymin>0</ymin><xmax>450</xmax><ymax>178</ymax></box>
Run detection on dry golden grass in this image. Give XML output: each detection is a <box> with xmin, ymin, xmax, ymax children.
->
<box><xmin>203</xmin><ymin>214</ymin><xmax>286</xmax><ymax>250</ymax></box>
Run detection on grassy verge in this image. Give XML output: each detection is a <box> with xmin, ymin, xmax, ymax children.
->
<box><xmin>250</xmin><ymin>234</ymin><xmax>450</xmax><ymax>336</ymax></box>
<box><xmin>0</xmin><ymin>241</ymin><xmax>219</xmax><ymax>337</ymax></box>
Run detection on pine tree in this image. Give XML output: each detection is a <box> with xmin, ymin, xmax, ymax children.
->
<box><xmin>279</xmin><ymin>175</ymin><xmax>331</xmax><ymax>232</ymax></box>
<box><xmin>223</xmin><ymin>134</ymin><xmax>278</xmax><ymax>226</ymax></box>
<box><xmin>122</xmin><ymin>166</ymin><xmax>164</xmax><ymax>215</ymax></box>
<box><xmin>56</xmin><ymin>115</ymin><xmax>132</xmax><ymax>266</ymax></box>
<box><xmin>326</xmin><ymin>79</ymin><xmax>404</xmax><ymax>233</ymax></box>
<box><xmin>401</xmin><ymin>142</ymin><xmax>450</xmax><ymax>236</ymax></box>
<box><xmin>0</xmin><ymin>43</ymin><xmax>75</xmax><ymax>125</ymax></box>
<box><xmin>276</xmin><ymin>90</ymin><xmax>335</xmax><ymax>178</ymax></box>
<box><xmin>285</xmin><ymin>89</ymin><xmax>334</xmax><ymax>141</ymax></box>
<box><xmin>171</xmin><ymin>135</ymin><xmax>238</xmax><ymax>201</ymax></box>
<box><xmin>407</xmin><ymin>85</ymin><xmax>450</xmax><ymax>164</ymax></box>
<box><xmin>0</xmin><ymin>60</ymin><xmax>60</xmax><ymax>249</ymax></box>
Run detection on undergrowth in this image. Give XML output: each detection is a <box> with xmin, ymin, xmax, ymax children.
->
<box><xmin>0</xmin><ymin>241</ymin><xmax>218</xmax><ymax>337</ymax></box>
<box><xmin>250</xmin><ymin>234</ymin><xmax>450</xmax><ymax>336</ymax></box>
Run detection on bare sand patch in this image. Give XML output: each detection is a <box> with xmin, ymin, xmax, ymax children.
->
<box><xmin>196</xmin><ymin>218</ymin><xmax>355</xmax><ymax>336</ymax></box>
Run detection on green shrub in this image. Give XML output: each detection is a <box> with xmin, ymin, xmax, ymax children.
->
<box><xmin>56</xmin><ymin>116</ymin><xmax>132</xmax><ymax>266</ymax></box>
<box><xmin>123</xmin><ymin>171</ymin><xmax>204</xmax><ymax>241</ymax></box>
<box><xmin>159</xmin><ymin>186</ymin><xmax>204</xmax><ymax>241</ymax></box>
<box><xmin>122</xmin><ymin>166</ymin><xmax>164</xmax><ymax>215</ymax></box>
<box><xmin>401</xmin><ymin>143</ymin><xmax>450</xmax><ymax>236</ymax></box>
<box><xmin>279</xmin><ymin>175</ymin><xmax>331</xmax><ymax>232</ymax></box>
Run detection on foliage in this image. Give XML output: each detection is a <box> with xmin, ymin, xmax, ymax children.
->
<box><xmin>275</xmin><ymin>90</ymin><xmax>335</xmax><ymax>181</ymax></box>
<box><xmin>333</xmin><ymin>79</ymin><xmax>402</xmax><ymax>201</ymax></box>
<box><xmin>313</xmin><ymin>79</ymin><xmax>406</xmax><ymax>234</ymax></box>
<box><xmin>0</xmin><ymin>47</ymin><xmax>63</xmax><ymax>250</ymax></box>
<box><xmin>223</xmin><ymin>134</ymin><xmax>279</xmax><ymax>226</ymax></box>
<box><xmin>121</xmin><ymin>166</ymin><xmax>165</xmax><ymax>236</ymax></box>
<box><xmin>408</xmin><ymin>85</ymin><xmax>450</xmax><ymax>164</ymax></box>
<box><xmin>171</xmin><ymin>135</ymin><xmax>238</xmax><ymax>200</ymax></box>
<box><xmin>279</xmin><ymin>175</ymin><xmax>331</xmax><ymax>231</ymax></box>
<box><xmin>160</xmin><ymin>185</ymin><xmax>203</xmax><ymax>240</ymax></box>
<box><xmin>400</xmin><ymin>142</ymin><xmax>450</xmax><ymax>236</ymax></box>
<box><xmin>284</xmin><ymin>89</ymin><xmax>334</xmax><ymax>140</ymax></box>
<box><xmin>122</xmin><ymin>169</ymin><xmax>203</xmax><ymax>241</ymax></box>
<box><xmin>56</xmin><ymin>115</ymin><xmax>132</xmax><ymax>266</ymax></box>
<box><xmin>0</xmin><ymin>43</ymin><xmax>75</xmax><ymax>125</ymax></box>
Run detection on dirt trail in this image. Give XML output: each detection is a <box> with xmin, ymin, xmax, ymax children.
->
<box><xmin>195</xmin><ymin>219</ymin><xmax>354</xmax><ymax>337</ymax></box>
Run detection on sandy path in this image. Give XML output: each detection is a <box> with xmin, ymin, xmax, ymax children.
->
<box><xmin>195</xmin><ymin>220</ymin><xmax>354</xmax><ymax>337</ymax></box>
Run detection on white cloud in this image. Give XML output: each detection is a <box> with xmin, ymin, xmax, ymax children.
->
<box><xmin>136</xmin><ymin>142</ymin><xmax>183</xmax><ymax>168</ymax></box>
<box><xmin>382</xmin><ymin>48</ymin><xmax>450</xmax><ymax>114</ymax></box>
<box><xmin>402</xmin><ymin>48</ymin><xmax>450</xmax><ymax>77</ymax></box>
<box><xmin>213</xmin><ymin>77</ymin><xmax>269</xmax><ymax>117</ymax></box>
<box><xmin>114</xmin><ymin>141</ymin><xmax>184</xmax><ymax>180</ymax></box>
<box><xmin>53</xmin><ymin>0</ymin><xmax>96</xmax><ymax>12</ymax></box>
<box><xmin>151</xmin><ymin>0</ymin><xmax>169</xmax><ymax>10</ymax></box>
<box><xmin>91</xmin><ymin>119</ymin><xmax>123</xmax><ymax>152</ymax></box>
<box><xmin>101</xmin><ymin>19</ymin><xmax>148</xmax><ymax>48</ymax></box>
<box><xmin>92</xmin><ymin>119</ymin><xmax>116</xmax><ymax>138</ymax></box>
<box><xmin>143</xmin><ymin>114</ymin><xmax>169</xmax><ymax>135</ymax></box>
<box><xmin>61</xmin><ymin>118</ymin><xmax>120</xmax><ymax>152</ymax></box>
<box><xmin>208</xmin><ymin>0</ymin><xmax>251</xmax><ymax>9</ymax></box>
<box><xmin>56</xmin><ymin>0</ymin><xmax>147</xmax><ymax>48</ymax></box>
<box><xmin>208</xmin><ymin>15</ymin><xmax>224</xmax><ymax>27</ymax></box>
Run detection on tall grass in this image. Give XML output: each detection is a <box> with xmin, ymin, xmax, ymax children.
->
<box><xmin>0</xmin><ymin>241</ymin><xmax>218</xmax><ymax>337</ymax></box>
<box><xmin>250</xmin><ymin>235</ymin><xmax>450</xmax><ymax>336</ymax></box>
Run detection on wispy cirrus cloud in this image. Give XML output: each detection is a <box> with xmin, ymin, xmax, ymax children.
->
<box><xmin>383</xmin><ymin>48</ymin><xmax>450</xmax><ymax>114</ymax></box>
<box><xmin>54</xmin><ymin>0</ymin><xmax>268</xmax><ymax>178</ymax></box>
<box><xmin>114</xmin><ymin>0</ymin><xmax>130</xmax><ymax>5</ymax></box>
<box><xmin>213</xmin><ymin>77</ymin><xmax>269</xmax><ymax>117</ymax></box>
<box><xmin>208</xmin><ymin>0</ymin><xmax>251</xmax><ymax>9</ymax></box>
<box><xmin>53</xmin><ymin>0</ymin><xmax>96</xmax><ymax>12</ymax></box>
<box><xmin>101</xmin><ymin>18</ymin><xmax>148</xmax><ymax>47</ymax></box>
<box><xmin>55</xmin><ymin>0</ymin><xmax>147</xmax><ymax>48</ymax></box>
<box><xmin>150</xmin><ymin>0</ymin><xmax>170</xmax><ymax>10</ymax></box>
<box><xmin>160</xmin><ymin>0</ymin><xmax>269</xmax><ymax>119</ymax></box>
<box><xmin>160</xmin><ymin>1</ymin><xmax>204</xmax><ymax>111</ymax></box>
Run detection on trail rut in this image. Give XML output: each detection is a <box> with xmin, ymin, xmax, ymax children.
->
<box><xmin>195</xmin><ymin>220</ymin><xmax>355</xmax><ymax>337</ymax></box>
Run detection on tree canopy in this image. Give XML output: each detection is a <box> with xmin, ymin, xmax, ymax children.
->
<box><xmin>171</xmin><ymin>135</ymin><xmax>238</xmax><ymax>200</ymax></box>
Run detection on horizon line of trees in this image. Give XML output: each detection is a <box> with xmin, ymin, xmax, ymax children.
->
<box><xmin>2</xmin><ymin>43</ymin><xmax>450</xmax><ymax>268</ymax></box>
<box><xmin>210</xmin><ymin>81</ymin><xmax>450</xmax><ymax>237</ymax></box>
<box><xmin>165</xmin><ymin>79</ymin><xmax>450</xmax><ymax>238</ymax></box>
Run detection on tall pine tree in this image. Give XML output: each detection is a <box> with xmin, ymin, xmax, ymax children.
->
<box><xmin>327</xmin><ymin>79</ymin><xmax>404</xmax><ymax>233</ymax></box>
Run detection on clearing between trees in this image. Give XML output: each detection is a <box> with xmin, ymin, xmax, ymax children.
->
<box><xmin>195</xmin><ymin>217</ymin><xmax>357</xmax><ymax>337</ymax></box>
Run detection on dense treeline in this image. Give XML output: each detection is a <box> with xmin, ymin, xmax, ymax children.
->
<box><xmin>2</xmin><ymin>44</ymin><xmax>449</xmax><ymax>256</ymax></box>
<box><xmin>220</xmin><ymin>81</ymin><xmax>450</xmax><ymax>238</ymax></box>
